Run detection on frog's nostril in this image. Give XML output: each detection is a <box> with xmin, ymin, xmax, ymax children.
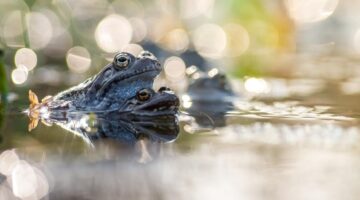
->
<box><xmin>159</xmin><ymin>87</ymin><xmax>170</xmax><ymax>92</ymax></box>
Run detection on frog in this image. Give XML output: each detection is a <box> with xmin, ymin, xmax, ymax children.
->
<box><xmin>140</xmin><ymin>40</ymin><xmax>236</xmax><ymax>128</ymax></box>
<box><xmin>27</xmin><ymin>51</ymin><xmax>179</xmax><ymax>131</ymax></box>
<box><xmin>183</xmin><ymin>70</ymin><xmax>235</xmax><ymax>128</ymax></box>
<box><xmin>38</xmin><ymin>87</ymin><xmax>179</xmax><ymax>144</ymax></box>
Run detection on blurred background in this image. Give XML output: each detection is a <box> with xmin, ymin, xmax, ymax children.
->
<box><xmin>2</xmin><ymin>1</ymin><xmax>360</xmax><ymax>200</ymax></box>
<box><xmin>1</xmin><ymin>0</ymin><xmax>359</xmax><ymax>91</ymax></box>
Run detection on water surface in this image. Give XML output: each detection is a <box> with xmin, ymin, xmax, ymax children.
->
<box><xmin>1</xmin><ymin>76</ymin><xmax>360</xmax><ymax>200</ymax></box>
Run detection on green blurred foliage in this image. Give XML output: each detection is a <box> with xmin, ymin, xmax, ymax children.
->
<box><xmin>226</xmin><ymin>0</ymin><xmax>294</xmax><ymax>77</ymax></box>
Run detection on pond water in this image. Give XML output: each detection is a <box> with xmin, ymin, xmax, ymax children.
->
<box><xmin>1</xmin><ymin>75</ymin><xmax>360</xmax><ymax>200</ymax></box>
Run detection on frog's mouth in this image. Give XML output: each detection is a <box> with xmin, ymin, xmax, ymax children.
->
<box><xmin>131</xmin><ymin>90</ymin><xmax>179</xmax><ymax>117</ymax></box>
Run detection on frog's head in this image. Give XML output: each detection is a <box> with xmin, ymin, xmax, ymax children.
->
<box><xmin>55</xmin><ymin>51</ymin><xmax>161</xmax><ymax>105</ymax></box>
<box><xmin>124</xmin><ymin>87</ymin><xmax>179</xmax><ymax>117</ymax></box>
<box><xmin>186</xmin><ymin>73</ymin><xmax>234</xmax><ymax>102</ymax></box>
<box><xmin>88</xmin><ymin>51</ymin><xmax>161</xmax><ymax>100</ymax></box>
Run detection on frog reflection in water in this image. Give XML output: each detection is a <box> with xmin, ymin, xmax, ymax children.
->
<box><xmin>28</xmin><ymin>52</ymin><xmax>179</xmax><ymax>161</ymax></box>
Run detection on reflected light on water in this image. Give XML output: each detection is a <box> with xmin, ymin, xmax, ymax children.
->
<box><xmin>193</xmin><ymin>23</ymin><xmax>227</xmax><ymax>58</ymax></box>
<box><xmin>66</xmin><ymin>46</ymin><xmax>91</xmax><ymax>73</ymax></box>
<box><xmin>341</xmin><ymin>78</ymin><xmax>360</xmax><ymax>95</ymax></box>
<box><xmin>221</xmin><ymin>123</ymin><xmax>360</xmax><ymax>148</ymax></box>
<box><xmin>95</xmin><ymin>14</ymin><xmax>133</xmax><ymax>53</ymax></box>
<box><xmin>181</xmin><ymin>94</ymin><xmax>192</xmax><ymax>108</ymax></box>
<box><xmin>244</xmin><ymin>78</ymin><xmax>270</xmax><ymax>94</ymax></box>
<box><xmin>285</xmin><ymin>0</ymin><xmax>339</xmax><ymax>24</ymax></box>
<box><xmin>0</xmin><ymin>149</ymin><xmax>20</xmax><ymax>176</ymax></box>
<box><xmin>26</xmin><ymin>12</ymin><xmax>53</xmax><ymax>49</ymax></box>
<box><xmin>164</xmin><ymin>56</ymin><xmax>186</xmax><ymax>81</ymax></box>
<box><xmin>0</xmin><ymin>150</ymin><xmax>49</xmax><ymax>199</ymax></box>
<box><xmin>12</xmin><ymin>161</ymin><xmax>38</xmax><ymax>198</ymax></box>
<box><xmin>14</xmin><ymin>48</ymin><xmax>37</xmax><ymax>71</ymax></box>
<box><xmin>11</xmin><ymin>66</ymin><xmax>28</xmax><ymax>85</ymax></box>
<box><xmin>12</xmin><ymin>160</ymin><xmax>49</xmax><ymax>200</ymax></box>
<box><xmin>207</xmin><ymin>68</ymin><xmax>218</xmax><ymax>77</ymax></box>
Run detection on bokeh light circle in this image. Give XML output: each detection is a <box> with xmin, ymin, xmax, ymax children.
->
<box><xmin>0</xmin><ymin>149</ymin><xmax>20</xmax><ymax>176</ymax></box>
<box><xmin>26</xmin><ymin>12</ymin><xmax>53</xmax><ymax>49</ymax></box>
<box><xmin>223</xmin><ymin>23</ymin><xmax>250</xmax><ymax>57</ymax></box>
<box><xmin>285</xmin><ymin>0</ymin><xmax>339</xmax><ymax>24</ymax></box>
<box><xmin>164</xmin><ymin>56</ymin><xmax>186</xmax><ymax>81</ymax></box>
<box><xmin>14</xmin><ymin>48</ymin><xmax>37</xmax><ymax>71</ymax></box>
<box><xmin>163</xmin><ymin>28</ymin><xmax>189</xmax><ymax>52</ymax></box>
<box><xmin>66</xmin><ymin>46</ymin><xmax>92</xmax><ymax>73</ymax></box>
<box><xmin>129</xmin><ymin>18</ymin><xmax>147</xmax><ymax>42</ymax></box>
<box><xmin>11</xmin><ymin>66</ymin><xmax>28</xmax><ymax>85</ymax></box>
<box><xmin>2</xmin><ymin>11</ymin><xmax>24</xmax><ymax>47</ymax></box>
<box><xmin>244</xmin><ymin>78</ymin><xmax>270</xmax><ymax>94</ymax></box>
<box><xmin>122</xmin><ymin>43</ymin><xmax>144</xmax><ymax>55</ymax></box>
<box><xmin>192</xmin><ymin>23</ymin><xmax>227</xmax><ymax>58</ymax></box>
<box><xmin>95</xmin><ymin>14</ymin><xmax>133</xmax><ymax>53</ymax></box>
<box><xmin>12</xmin><ymin>161</ymin><xmax>38</xmax><ymax>199</ymax></box>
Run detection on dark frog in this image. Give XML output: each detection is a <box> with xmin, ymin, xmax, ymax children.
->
<box><xmin>28</xmin><ymin>51</ymin><xmax>179</xmax><ymax>131</ymax></box>
<box><xmin>183</xmin><ymin>69</ymin><xmax>235</xmax><ymax>128</ymax></box>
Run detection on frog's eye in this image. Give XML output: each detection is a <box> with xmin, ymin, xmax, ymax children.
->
<box><xmin>114</xmin><ymin>53</ymin><xmax>130</xmax><ymax>68</ymax></box>
<box><xmin>136</xmin><ymin>89</ymin><xmax>152</xmax><ymax>101</ymax></box>
<box><xmin>216</xmin><ymin>74</ymin><xmax>227</xmax><ymax>85</ymax></box>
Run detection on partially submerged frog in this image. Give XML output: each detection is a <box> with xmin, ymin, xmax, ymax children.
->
<box><xmin>28</xmin><ymin>51</ymin><xmax>179</xmax><ymax>131</ymax></box>
<box><xmin>183</xmin><ymin>68</ymin><xmax>235</xmax><ymax>128</ymax></box>
<box><xmin>141</xmin><ymin>41</ymin><xmax>236</xmax><ymax>128</ymax></box>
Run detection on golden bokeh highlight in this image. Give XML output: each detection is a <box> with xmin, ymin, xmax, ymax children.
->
<box><xmin>95</xmin><ymin>14</ymin><xmax>133</xmax><ymax>53</ymax></box>
<box><xmin>181</xmin><ymin>0</ymin><xmax>215</xmax><ymax>18</ymax></box>
<box><xmin>285</xmin><ymin>0</ymin><xmax>339</xmax><ymax>24</ymax></box>
<box><xmin>122</xmin><ymin>43</ymin><xmax>144</xmax><ymax>55</ymax></box>
<box><xmin>26</xmin><ymin>12</ymin><xmax>53</xmax><ymax>49</ymax></box>
<box><xmin>66</xmin><ymin>46</ymin><xmax>92</xmax><ymax>73</ymax></box>
<box><xmin>193</xmin><ymin>23</ymin><xmax>227</xmax><ymax>58</ymax></box>
<box><xmin>164</xmin><ymin>56</ymin><xmax>186</xmax><ymax>81</ymax></box>
<box><xmin>129</xmin><ymin>18</ymin><xmax>147</xmax><ymax>42</ymax></box>
<box><xmin>2</xmin><ymin>10</ymin><xmax>24</xmax><ymax>48</ymax></box>
<box><xmin>11</xmin><ymin>66</ymin><xmax>28</xmax><ymax>85</ymax></box>
<box><xmin>223</xmin><ymin>23</ymin><xmax>250</xmax><ymax>57</ymax></box>
<box><xmin>162</xmin><ymin>28</ymin><xmax>189</xmax><ymax>52</ymax></box>
<box><xmin>14</xmin><ymin>48</ymin><xmax>37</xmax><ymax>71</ymax></box>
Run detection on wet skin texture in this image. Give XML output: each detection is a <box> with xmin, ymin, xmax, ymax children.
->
<box><xmin>34</xmin><ymin>51</ymin><xmax>179</xmax><ymax>123</ymax></box>
<box><xmin>48</xmin><ymin>88</ymin><xmax>179</xmax><ymax>145</ymax></box>
<box><xmin>101</xmin><ymin>88</ymin><xmax>179</xmax><ymax>143</ymax></box>
<box><xmin>51</xmin><ymin>51</ymin><xmax>162</xmax><ymax>111</ymax></box>
<box><xmin>28</xmin><ymin>51</ymin><xmax>180</xmax><ymax>144</ymax></box>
